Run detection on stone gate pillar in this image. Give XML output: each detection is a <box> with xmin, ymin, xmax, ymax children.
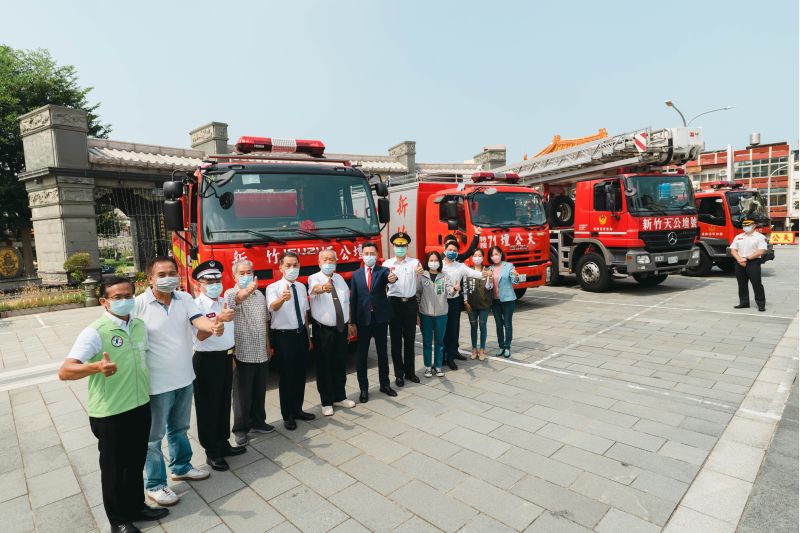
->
<box><xmin>474</xmin><ymin>145</ymin><xmax>507</xmax><ymax>171</ymax></box>
<box><xmin>18</xmin><ymin>105</ymin><xmax>99</xmax><ymax>284</ymax></box>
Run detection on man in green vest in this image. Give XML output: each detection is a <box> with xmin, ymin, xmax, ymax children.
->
<box><xmin>59</xmin><ymin>277</ymin><xmax>168</xmax><ymax>533</ymax></box>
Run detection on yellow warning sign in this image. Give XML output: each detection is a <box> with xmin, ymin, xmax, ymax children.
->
<box><xmin>769</xmin><ymin>232</ymin><xmax>796</xmax><ymax>245</ymax></box>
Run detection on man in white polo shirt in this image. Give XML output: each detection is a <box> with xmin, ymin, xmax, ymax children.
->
<box><xmin>135</xmin><ymin>256</ymin><xmax>224</xmax><ymax>507</ymax></box>
<box><xmin>730</xmin><ymin>218</ymin><xmax>769</xmax><ymax>312</ymax></box>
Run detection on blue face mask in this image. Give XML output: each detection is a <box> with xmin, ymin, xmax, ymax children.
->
<box><xmin>394</xmin><ymin>246</ymin><xmax>407</xmax><ymax>257</ymax></box>
<box><xmin>108</xmin><ymin>298</ymin><xmax>135</xmax><ymax>317</ymax></box>
<box><xmin>205</xmin><ymin>283</ymin><xmax>223</xmax><ymax>299</ymax></box>
<box><xmin>445</xmin><ymin>250</ymin><xmax>458</xmax><ymax>261</ymax></box>
<box><xmin>238</xmin><ymin>274</ymin><xmax>253</xmax><ymax>289</ymax></box>
<box><xmin>363</xmin><ymin>255</ymin><xmax>377</xmax><ymax>267</ymax></box>
<box><xmin>321</xmin><ymin>263</ymin><xmax>336</xmax><ymax>276</ymax></box>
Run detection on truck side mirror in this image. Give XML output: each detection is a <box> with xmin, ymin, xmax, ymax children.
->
<box><xmin>447</xmin><ymin>219</ymin><xmax>459</xmax><ymax>231</ymax></box>
<box><xmin>374</xmin><ymin>181</ymin><xmax>389</xmax><ymax>198</ymax></box>
<box><xmin>164</xmin><ymin>200</ymin><xmax>185</xmax><ymax>231</ymax></box>
<box><xmin>163</xmin><ymin>180</ymin><xmax>184</xmax><ymax>200</ymax></box>
<box><xmin>443</xmin><ymin>201</ymin><xmax>458</xmax><ymax>221</ymax></box>
<box><xmin>377</xmin><ymin>197</ymin><xmax>390</xmax><ymax>224</ymax></box>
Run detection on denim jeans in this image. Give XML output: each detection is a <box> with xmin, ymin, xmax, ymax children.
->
<box><xmin>419</xmin><ymin>314</ymin><xmax>447</xmax><ymax>368</ymax></box>
<box><xmin>492</xmin><ymin>299</ymin><xmax>516</xmax><ymax>349</ymax></box>
<box><xmin>145</xmin><ymin>383</ymin><xmax>194</xmax><ymax>490</ymax></box>
<box><xmin>468</xmin><ymin>308</ymin><xmax>490</xmax><ymax>349</ymax></box>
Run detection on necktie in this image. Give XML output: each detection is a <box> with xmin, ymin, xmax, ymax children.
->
<box><xmin>290</xmin><ymin>283</ymin><xmax>304</xmax><ymax>331</ymax></box>
<box><xmin>366</xmin><ymin>267</ymin><xmax>372</xmax><ymax>292</ymax></box>
<box><xmin>330</xmin><ymin>280</ymin><xmax>345</xmax><ymax>332</ymax></box>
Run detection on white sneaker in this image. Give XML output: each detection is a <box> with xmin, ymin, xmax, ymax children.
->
<box><xmin>333</xmin><ymin>399</ymin><xmax>356</xmax><ymax>408</ymax></box>
<box><xmin>424</xmin><ymin>367</ymin><xmax>433</xmax><ymax>378</ymax></box>
<box><xmin>170</xmin><ymin>468</ymin><xmax>210</xmax><ymax>481</ymax></box>
<box><xmin>147</xmin><ymin>486</ymin><xmax>179</xmax><ymax>506</ymax></box>
<box><xmin>322</xmin><ymin>405</ymin><xmax>334</xmax><ymax>416</ymax></box>
<box><xmin>435</xmin><ymin>367</ymin><xmax>444</xmax><ymax>377</ymax></box>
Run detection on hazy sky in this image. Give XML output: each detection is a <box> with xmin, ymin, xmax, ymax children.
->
<box><xmin>3</xmin><ymin>0</ymin><xmax>797</xmax><ymax>163</ymax></box>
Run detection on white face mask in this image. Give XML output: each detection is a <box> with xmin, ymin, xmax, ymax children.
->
<box><xmin>743</xmin><ymin>225</ymin><xmax>755</xmax><ymax>234</ymax></box>
<box><xmin>284</xmin><ymin>267</ymin><xmax>300</xmax><ymax>281</ymax></box>
<box><xmin>473</xmin><ymin>256</ymin><xmax>483</xmax><ymax>266</ymax></box>
<box><xmin>428</xmin><ymin>261</ymin><xmax>440</xmax><ymax>271</ymax></box>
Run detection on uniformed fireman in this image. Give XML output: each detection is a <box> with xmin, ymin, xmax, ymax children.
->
<box><xmin>730</xmin><ymin>219</ymin><xmax>768</xmax><ymax>312</ymax></box>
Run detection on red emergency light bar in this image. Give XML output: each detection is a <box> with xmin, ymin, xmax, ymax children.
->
<box><xmin>471</xmin><ymin>171</ymin><xmax>521</xmax><ymax>184</ymax></box>
<box><xmin>235</xmin><ymin>136</ymin><xmax>326</xmax><ymax>157</ymax></box>
<box><xmin>710</xmin><ymin>180</ymin><xmax>744</xmax><ymax>190</ymax></box>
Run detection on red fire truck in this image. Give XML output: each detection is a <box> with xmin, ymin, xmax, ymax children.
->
<box><xmin>162</xmin><ymin>136</ymin><xmax>390</xmax><ymax>293</ymax></box>
<box><xmin>496</xmin><ymin>127</ymin><xmax>706</xmax><ymax>292</ymax></box>
<box><xmin>382</xmin><ymin>171</ymin><xmax>551</xmax><ymax>299</ymax></box>
<box><xmin>686</xmin><ymin>181</ymin><xmax>774</xmax><ymax>276</ymax></box>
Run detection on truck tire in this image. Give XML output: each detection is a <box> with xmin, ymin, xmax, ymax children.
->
<box><xmin>716</xmin><ymin>258</ymin><xmax>735</xmax><ymax>273</ymax></box>
<box><xmin>547</xmin><ymin>196</ymin><xmax>575</xmax><ymax>228</ymax></box>
<box><xmin>548</xmin><ymin>245</ymin><xmax>561</xmax><ymax>286</ymax></box>
<box><xmin>576</xmin><ymin>252</ymin><xmax>612</xmax><ymax>292</ymax></box>
<box><xmin>683</xmin><ymin>248</ymin><xmax>712</xmax><ymax>276</ymax></box>
<box><xmin>633</xmin><ymin>273</ymin><xmax>668</xmax><ymax>286</ymax></box>
<box><xmin>514</xmin><ymin>288</ymin><xmax>527</xmax><ymax>300</ymax></box>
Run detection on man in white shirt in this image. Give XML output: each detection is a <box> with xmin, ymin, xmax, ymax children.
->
<box><xmin>383</xmin><ymin>232</ymin><xmax>424</xmax><ymax>387</ymax></box>
<box><xmin>441</xmin><ymin>237</ymin><xmax>487</xmax><ymax>370</ymax></box>
<box><xmin>730</xmin><ymin>218</ymin><xmax>769</xmax><ymax>312</ymax></box>
<box><xmin>267</xmin><ymin>251</ymin><xmax>314</xmax><ymax>430</ymax></box>
<box><xmin>309</xmin><ymin>249</ymin><xmax>356</xmax><ymax>416</ymax></box>
<box><xmin>135</xmin><ymin>256</ymin><xmax>223</xmax><ymax>507</ymax></box>
<box><xmin>191</xmin><ymin>260</ymin><xmax>244</xmax><ymax>473</ymax></box>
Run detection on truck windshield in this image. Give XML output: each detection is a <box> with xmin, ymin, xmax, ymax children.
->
<box><xmin>726</xmin><ymin>190</ymin><xmax>769</xmax><ymax>224</ymax></box>
<box><xmin>468</xmin><ymin>192</ymin><xmax>547</xmax><ymax>227</ymax></box>
<box><xmin>625</xmin><ymin>175</ymin><xmax>695</xmax><ymax>215</ymax></box>
<box><xmin>201</xmin><ymin>172</ymin><xmax>380</xmax><ymax>243</ymax></box>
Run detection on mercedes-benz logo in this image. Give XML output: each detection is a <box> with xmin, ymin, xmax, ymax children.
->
<box><xmin>667</xmin><ymin>232</ymin><xmax>678</xmax><ymax>246</ymax></box>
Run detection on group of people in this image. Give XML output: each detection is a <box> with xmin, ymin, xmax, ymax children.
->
<box><xmin>58</xmin><ymin>230</ymin><xmax>521</xmax><ymax>533</ymax></box>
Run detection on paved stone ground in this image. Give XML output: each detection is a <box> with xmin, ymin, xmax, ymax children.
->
<box><xmin>0</xmin><ymin>247</ymin><xmax>796</xmax><ymax>532</ymax></box>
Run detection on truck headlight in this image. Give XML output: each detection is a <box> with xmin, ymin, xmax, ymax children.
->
<box><xmin>691</xmin><ymin>249</ymin><xmax>700</xmax><ymax>259</ymax></box>
<box><xmin>636</xmin><ymin>256</ymin><xmax>651</xmax><ymax>265</ymax></box>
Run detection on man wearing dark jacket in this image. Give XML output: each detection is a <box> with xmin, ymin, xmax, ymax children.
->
<box><xmin>350</xmin><ymin>242</ymin><xmax>398</xmax><ymax>403</ymax></box>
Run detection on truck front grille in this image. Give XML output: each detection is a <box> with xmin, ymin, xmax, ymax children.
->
<box><xmin>640</xmin><ymin>229</ymin><xmax>698</xmax><ymax>253</ymax></box>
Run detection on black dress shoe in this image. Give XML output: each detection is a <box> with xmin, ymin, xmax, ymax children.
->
<box><xmin>207</xmin><ymin>456</ymin><xmax>230</xmax><ymax>471</ymax></box>
<box><xmin>284</xmin><ymin>418</ymin><xmax>297</xmax><ymax>430</ymax></box>
<box><xmin>111</xmin><ymin>523</ymin><xmax>141</xmax><ymax>533</ymax></box>
<box><xmin>405</xmin><ymin>374</ymin><xmax>420</xmax><ymax>383</ymax></box>
<box><xmin>448</xmin><ymin>360</ymin><xmax>458</xmax><ymax>370</ymax></box>
<box><xmin>395</xmin><ymin>376</ymin><xmax>405</xmax><ymax>387</ymax></box>
<box><xmin>380</xmin><ymin>386</ymin><xmax>398</xmax><ymax>397</ymax></box>
<box><xmin>222</xmin><ymin>444</ymin><xmax>247</xmax><ymax>456</ymax></box>
<box><xmin>758</xmin><ymin>306</ymin><xmax>766</xmax><ymax>312</ymax></box>
<box><xmin>734</xmin><ymin>303</ymin><xmax>750</xmax><ymax>309</ymax></box>
<box><xmin>136</xmin><ymin>506</ymin><xmax>169</xmax><ymax>521</ymax></box>
<box><xmin>455</xmin><ymin>353</ymin><xmax>468</xmax><ymax>361</ymax></box>
<box><xmin>295</xmin><ymin>411</ymin><xmax>316</xmax><ymax>421</ymax></box>
<box><xmin>359</xmin><ymin>390</ymin><xmax>369</xmax><ymax>403</ymax></box>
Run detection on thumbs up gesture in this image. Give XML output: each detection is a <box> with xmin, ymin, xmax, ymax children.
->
<box><xmin>247</xmin><ymin>276</ymin><xmax>258</xmax><ymax>295</ymax></box>
<box><xmin>97</xmin><ymin>352</ymin><xmax>117</xmax><ymax>378</ymax></box>
<box><xmin>210</xmin><ymin>316</ymin><xmax>225</xmax><ymax>336</ymax></box>
<box><xmin>322</xmin><ymin>281</ymin><xmax>333</xmax><ymax>293</ymax></box>
<box><xmin>282</xmin><ymin>285</ymin><xmax>292</xmax><ymax>302</ymax></box>
<box><xmin>218</xmin><ymin>301</ymin><xmax>235</xmax><ymax>322</ymax></box>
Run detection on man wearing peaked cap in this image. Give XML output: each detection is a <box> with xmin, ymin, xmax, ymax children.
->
<box><xmin>384</xmin><ymin>232</ymin><xmax>424</xmax><ymax>387</ymax></box>
<box><xmin>730</xmin><ymin>219</ymin><xmax>768</xmax><ymax>312</ymax></box>
<box><xmin>191</xmin><ymin>260</ymin><xmax>244</xmax><ymax>472</ymax></box>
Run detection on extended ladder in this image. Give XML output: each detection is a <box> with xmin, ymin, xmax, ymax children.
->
<box><xmin>496</xmin><ymin>127</ymin><xmax>704</xmax><ymax>185</ymax></box>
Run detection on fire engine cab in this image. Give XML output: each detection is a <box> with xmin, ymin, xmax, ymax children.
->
<box><xmin>687</xmin><ymin>181</ymin><xmax>774</xmax><ymax>276</ymax></box>
<box><xmin>162</xmin><ymin>136</ymin><xmax>390</xmax><ymax>294</ymax></box>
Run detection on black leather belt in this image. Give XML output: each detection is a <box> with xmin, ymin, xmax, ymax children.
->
<box><xmin>273</xmin><ymin>328</ymin><xmax>306</xmax><ymax>335</ymax></box>
<box><xmin>390</xmin><ymin>296</ymin><xmax>416</xmax><ymax>303</ymax></box>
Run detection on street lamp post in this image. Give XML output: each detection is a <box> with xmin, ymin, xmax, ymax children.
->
<box><xmin>664</xmin><ymin>100</ymin><xmax>735</xmax><ymax>126</ymax></box>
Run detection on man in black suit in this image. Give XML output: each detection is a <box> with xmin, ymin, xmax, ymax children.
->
<box><xmin>350</xmin><ymin>242</ymin><xmax>398</xmax><ymax>403</ymax></box>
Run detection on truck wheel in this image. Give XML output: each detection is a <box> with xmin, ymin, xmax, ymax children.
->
<box><xmin>576</xmin><ymin>252</ymin><xmax>612</xmax><ymax>292</ymax></box>
<box><xmin>716</xmin><ymin>258</ymin><xmax>735</xmax><ymax>273</ymax></box>
<box><xmin>683</xmin><ymin>248</ymin><xmax>712</xmax><ymax>276</ymax></box>
<box><xmin>633</xmin><ymin>273</ymin><xmax>668</xmax><ymax>286</ymax></box>
<box><xmin>514</xmin><ymin>288</ymin><xmax>527</xmax><ymax>300</ymax></box>
<box><xmin>548</xmin><ymin>245</ymin><xmax>561</xmax><ymax>286</ymax></box>
<box><xmin>547</xmin><ymin>196</ymin><xmax>575</xmax><ymax>228</ymax></box>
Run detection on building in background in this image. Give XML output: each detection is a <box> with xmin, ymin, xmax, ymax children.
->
<box><xmin>684</xmin><ymin>138</ymin><xmax>797</xmax><ymax>230</ymax></box>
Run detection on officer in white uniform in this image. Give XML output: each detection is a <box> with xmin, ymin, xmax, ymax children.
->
<box><xmin>730</xmin><ymin>218</ymin><xmax>768</xmax><ymax>312</ymax></box>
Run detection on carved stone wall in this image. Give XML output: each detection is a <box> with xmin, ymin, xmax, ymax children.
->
<box><xmin>189</xmin><ymin>121</ymin><xmax>229</xmax><ymax>155</ymax></box>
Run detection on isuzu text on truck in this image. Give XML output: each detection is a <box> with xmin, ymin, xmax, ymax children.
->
<box><xmin>496</xmin><ymin>127</ymin><xmax>706</xmax><ymax>292</ymax></box>
<box><xmin>687</xmin><ymin>181</ymin><xmax>774</xmax><ymax>276</ymax></box>
<box><xmin>382</xmin><ymin>171</ymin><xmax>551</xmax><ymax>298</ymax></box>
<box><xmin>162</xmin><ymin>136</ymin><xmax>390</xmax><ymax>293</ymax></box>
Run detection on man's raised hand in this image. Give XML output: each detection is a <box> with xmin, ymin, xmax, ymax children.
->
<box><xmin>97</xmin><ymin>352</ymin><xmax>117</xmax><ymax>378</ymax></box>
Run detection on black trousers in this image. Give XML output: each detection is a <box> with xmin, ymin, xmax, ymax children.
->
<box><xmin>356</xmin><ymin>318</ymin><xmax>390</xmax><ymax>391</ymax></box>
<box><xmin>232</xmin><ymin>359</ymin><xmax>269</xmax><ymax>435</ymax></box>
<box><xmin>735</xmin><ymin>261</ymin><xmax>766</xmax><ymax>307</ymax></box>
<box><xmin>89</xmin><ymin>402</ymin><xmax>151</xmax><ymax>526</ymax></box>
<box><xmin>444</xmin><ymin>298</ymin><xmax>464</xmax><ymax>363</ymax></box>
<box><xmin>274</xmin><ymin>330</ymin><xmax>309</xmax><ymax>420</ymax></box>
<box><xmin>313</xmin><ymin>323</ymin><xmax>348</xmax><ymax>406</ymax></box>
<box><xmin>390</xmin><ymin>297</ymin><xmax>418</xmax><ymax>379</ymax></box>
<box><xmin>193</xmin><ymin>349</ymin><xmax>234</xmax><ymax>459</ymax></box>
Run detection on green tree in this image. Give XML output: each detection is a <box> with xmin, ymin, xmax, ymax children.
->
<box><xmin>0</xmin><ymin>45</ymin><xmax>111</xmax><ymax>273</ymax></box>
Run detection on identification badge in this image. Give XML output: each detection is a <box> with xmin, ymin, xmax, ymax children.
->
<box><xmin>435</xmin><ymin>279</ymin><xmax>444</xmax><ymax>295</ymax></box>
<box><xmin>111</xmin><ymin>335</ymin><xmax>124</xmax><ymax>348</ymax></box>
